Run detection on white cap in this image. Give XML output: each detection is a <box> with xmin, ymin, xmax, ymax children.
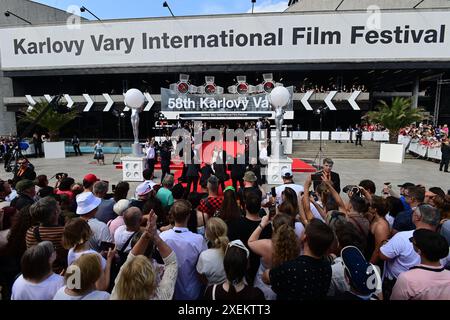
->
<box><xmin>136</xmin><ymin>182</ymin><xmax>152</xmax><ymax>196</ymax></box>
<box><xmin>281</xmin><ymin>168</ymin><xmax>293</xmax><ymax>178</ymax></box>
<box><xmin>113</xmin><ymin>199</ymin><xmax>130</xmax><ymax>216</ymax></box>
<box><xmin>76</xmin><ymin>192</ymin><xmax>101</xmax><ymax>215</ymax></box>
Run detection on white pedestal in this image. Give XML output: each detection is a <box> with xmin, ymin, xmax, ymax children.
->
<box><xmin>379</xmin><ymin>143</ymin><xmax>405</xmax><ymax>164</ymax></box>
<box><xmin>121</xmin><ymin>156</ymin><xmax>146</xmax><ymax>181</ymax></box>
<box><xmin>267</xmin><ymin>157</ymin><xmax>293</xmax><ymax>185</ymax></box>
<box><xmin>43</xmin><ymin>141</ymin><xmax>66</xmax><ymax>159</ymax></box>
<box><xmin>132</xmin><ymin>143</ymin><xmax>143</xmax><ymax>157</ymax></box>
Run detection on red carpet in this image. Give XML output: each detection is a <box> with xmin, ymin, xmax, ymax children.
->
<box><xmin>292</xmin><ymin>158</ymin><xmax>316</xmax><ymax>173</ymax></box>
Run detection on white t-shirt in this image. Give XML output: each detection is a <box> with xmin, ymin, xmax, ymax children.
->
<box><xmin>53</xmin><ymin>286</ymin><xmax>110</xmax><ymax>300</ymax></box>
<box><xmin>11</xmin><ymin>273</ymin><xmax>64</xmax><ymax>300</ymax></box>
<box><xmin>87</xmin><ymin>218</ymin><xmax>113</xmax><ymax>252</ymax></box>
<box><xmin>294</xmin><ymin>222</ymin><xmax>305</xmax><ymax>239</ymax></box>
<box><xmin>196</xmin><ymin>248</ymin><xmax>226</xmax><ymax>285</ymax></box>
<box><xmin>114</xmin><ymin>225</ymin><xmax>136</xmax><ymax>252</ymax></box>
<box><xmin>5</xmin><ymin>190</ymin><xmax>17</xmax><ymax>202</ymax></box>
<box><xmin>275</xmin><ymin>183</ymin><xmax>304</xmax><ymax>205</ymax></box>
<box><xmin>310</xmin><ymin>202</ymin><xmax>325</xmax><ymax>222</ymax></box>
<box><xmin>380</xmin><ymin>230</ymin><xmax>420</xmax><ymax>280</ymax></box>
<box><xmin>67</xmin><ymin>248</ymin><xmax>107</xmax><ymax>271</ymax></box>
<box><xmin>386</xmin><ymin>214</ymin><xmax>395</xmax><ymax>229</ymax></box>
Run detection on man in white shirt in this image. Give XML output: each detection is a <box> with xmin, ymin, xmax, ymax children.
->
<box><xmin>379</xmin><ymin>204</ymin><xmax>441</xmax><ymax>299</ymax></box>
<box><xmin>114</xmin><ymin>207</ymin><xmax>142</xmax><ymax>252</ymax></box>
<box><xmin>275</xmin><ymin>169</ymin><xmax>304</xmax><ymax>205</ymax></box>
<box><xmin>76</xmin><ymin>192</ymin><xmax>113</xmax><ymax>252</ymax></box>
<box><xmin>145</xmin><ymin>141</ymin><xmax>156</xmax><ymax>179</ymax></box>
<box><xmin>258</xmin><ymin>142</ymin><xmax>269</xmax><ymax>184</ymax></box>
<box><xmin>160</xmin><ymin>200</ymin><xmax>207</xmax><ymax>300</ymax></box>
<box><xmin>391</xmin><ymin>229</ymin><xmax>450</xmax><ymax>300</ymax></box>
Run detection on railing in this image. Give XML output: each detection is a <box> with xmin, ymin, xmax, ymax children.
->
<box><xmin>291</xmin><ymin>131</ymin><xmax>390</xmax><ymax>142</ymax></box>
<box><xmin>401</xmin><ymin>136</ymin><xmax>442</xmax><ymax>160</ymax></box>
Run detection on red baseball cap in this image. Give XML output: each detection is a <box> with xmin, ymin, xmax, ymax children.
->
<box><xmin>83</xmin><ymin>174</ymin><xmax>99</xmax><ymax>184</ymax></box>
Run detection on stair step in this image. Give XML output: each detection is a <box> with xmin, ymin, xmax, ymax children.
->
<box><xmin>290</xmin><ymin>141</ymin><xmax>400</xmax><ymax>159</ymax></box>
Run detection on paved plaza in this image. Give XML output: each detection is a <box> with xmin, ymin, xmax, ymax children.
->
<box><xmin>1</xmin><ymin>154</ymin><xmax>448</xmax><ymax>195</ymax></box>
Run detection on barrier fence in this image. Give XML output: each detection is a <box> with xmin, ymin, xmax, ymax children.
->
<box><xmin>291</xmin><ymin>131</ymin><xmax>389</xmax><ymax>142</ymax></box>
<box><xmin>402</xmin><ymin>136</ymin><xmax>442</xmax><ymax>161</ymax></box>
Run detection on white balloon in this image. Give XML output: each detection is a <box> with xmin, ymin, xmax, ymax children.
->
<box><xmin>124</xmin><ymin>88</ymin><xmax>145</xmax><ymax>109</ymax></box>
<box><xmin>269</xmin><ymin>86</ymin><xmax>290</xmax><ymax>108</ymax></box>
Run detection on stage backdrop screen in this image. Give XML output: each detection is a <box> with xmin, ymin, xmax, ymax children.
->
<box><xmin>160</xmin><ymin>86</ymin><xmax>294</xmax><ymax>120</ymax></box>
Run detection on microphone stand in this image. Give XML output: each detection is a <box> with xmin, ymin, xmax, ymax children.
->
<box><xmin>313</xmin><ymin>106</ymin><xmax>327</xmax><ymax>170</ymax></box>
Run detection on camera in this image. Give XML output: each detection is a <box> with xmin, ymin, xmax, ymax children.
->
<box><xmin>310</xmin><ymin>191</ymin><xmax>319</xmax><ymax>201</ymax></box>
<box><xmin>100</xmin><ymin>241</ymin><xmax>115</xmax><ymax>251</ymax></box>
<box><xmin>343</xmin><ymin>185</ymin><xmax>361</xmax><ymax>197</ymax></box>
<box><xmin>56</xmin><ymin>173</ymin><xmax>68</xmax><ymax>180</ymax></box>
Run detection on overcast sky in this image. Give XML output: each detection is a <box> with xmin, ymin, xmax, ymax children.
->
<box><xmin>32</xmin><ymin>0</ymin><xmax>288</xmax><ymax>19</ymax></box>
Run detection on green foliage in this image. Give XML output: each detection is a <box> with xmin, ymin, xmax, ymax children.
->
<box><xmin>18</xmin><ymin>100</ymin><xmax>79</xmax><ymax>141</ymax></box>
<box><xmin>365</xmin><ymin>97</ymin><xmax>426</xmax><ymax>143</ymax></box>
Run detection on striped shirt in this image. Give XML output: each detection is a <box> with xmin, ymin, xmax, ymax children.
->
<box><xmin>26</xmin><ymin>226</ymin><xmax>67</xmax><ymax>272</ymax></box>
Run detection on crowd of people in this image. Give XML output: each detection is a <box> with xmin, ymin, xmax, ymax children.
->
<box><xmin>296</xmin><ymin>83</ymin><xmax>368</xmax><ymax>93</ymax></box>
<box><xmin>0</xmin><ymin>151</ymin><xmax>449</xmax><ymax>301</ymax></box>
<box><xmin>400</xmin><ymin>123</ymin><xmax>449</xmax><ymax>148</ymax></box>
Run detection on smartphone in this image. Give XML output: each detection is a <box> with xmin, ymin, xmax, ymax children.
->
<box><xmin>100</xmin><ymin>241</ymin><xmax>115</xmax><ymax>251</ymax></box>
<box><xmin>271</xmin><ymin>187</ymin><xmax>276</xmax><ymax>198</ymax></box>
<box><xmin>111</xmin><ymin>184</ymin><xmax>116</xmax><ymax>192</ymax></box>
<box><xmin>269</xmin><ymin>205</ymin><xmax>276</xmax><ymax>218</ymax></box>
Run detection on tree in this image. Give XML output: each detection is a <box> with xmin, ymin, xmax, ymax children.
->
<box><xmin>18</xmin><ymin>100</ymin><xmax>79</xmax><ymax>141</ymax></box>
<box><xmin>365</xmin><ymin>97</ymin><xmax>427</xmax><ymax>144</ymax></box>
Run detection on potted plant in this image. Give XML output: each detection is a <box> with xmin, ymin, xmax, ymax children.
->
<box><xmin>365</xmin><ymin>97</ymin><xmax>426</xmax><ymax>163</ymax></box>
<box><xmin>19</xmin><ymin>100</ymin><xmax>79</xmax><ymax>159</ymax></box>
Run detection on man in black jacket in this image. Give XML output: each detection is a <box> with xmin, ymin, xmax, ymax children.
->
<box><xmin>313</xmin><ymin>158</ymin><xmax>341</xmax><ymax>193</ymax></box>
<box><xmin>13</xmin><ymin>157</ymin><xmax>36</xmax><ymax>186</ymax></box>
<box><xmin>186</xmin><ymin>147</ymin><xmax>200</xmax><ymax>194</ymax></box>
<box><xmin>10</xmin><ymin>179</ymin><xmax>36</xmax><ymax>210</ymax></box>
<box><xmin>355</xmin><ymin>124</ymin><xmax>363</xmax><ymax>146</ymax></box>
<box><xmin>230</xmin><ymin>153</ymin><xmax>246</xmax><ymax>192</ymax></box>
<box><xmin>439</xmin><ymin>138</ymin><xmax>450</xmax><ymax>172</ymax></box>
<box><xmin>160</xmin><ymin>140</ymin><xmax>172</xmax><ymax>183</ymax></box>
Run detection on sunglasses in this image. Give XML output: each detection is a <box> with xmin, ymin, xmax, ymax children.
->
<box><xmin>226</xmin><ymin>240</ymin><xmax>249</xmax><ymax>258</ymax></box>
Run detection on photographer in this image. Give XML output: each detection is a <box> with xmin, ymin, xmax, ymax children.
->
<box><xmin>12</xmin><ymin>157</ymin><xmax>36</xmax><ymax>186</ymax></box>
<box><xmin>53</xmin><ymin>173</ymin><xmax>68</xmax><ymax>190</ymax></box>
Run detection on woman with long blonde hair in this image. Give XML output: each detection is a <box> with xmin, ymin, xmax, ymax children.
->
<box><xmin>248</xmin><ymin>213</ymin><xmax>300</xmax><ymax>300</ymax></box>
<box><xmin>53</xmin><ymin>253</ymin><xmax>110</xmax><ymax>300</ymax></box>
<box><xmin>196</xmin><ymin>217</ymin><xmax>229</xmax><ymax>285</ymax></box>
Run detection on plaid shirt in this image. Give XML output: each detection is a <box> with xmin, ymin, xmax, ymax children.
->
<box><xmin>198</xmin><ymin>196</ymin><xmax>223</xmax><ymax>217</ymax></box>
